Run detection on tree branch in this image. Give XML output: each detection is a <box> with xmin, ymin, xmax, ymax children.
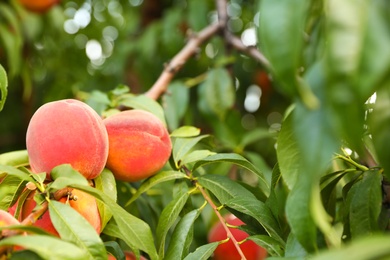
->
<box><xmin>145</xmin><ymin>23</ymin><xmax>220</xmax><ymax>100</ymax></box>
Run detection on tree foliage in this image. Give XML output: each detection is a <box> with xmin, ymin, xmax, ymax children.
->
<box><xmin>1</xmin><ymin>0</ymin><xmax>390</xmax><ymax>259</ymax></box>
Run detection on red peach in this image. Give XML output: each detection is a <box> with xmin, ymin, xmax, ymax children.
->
<box><xmin>18</xmin><ymin>0</ymin><xmax>60</xmax><ymax>13</ymax></box>
<box><xmin>26</xmin><ymin>99</ymin><xmax>109</xmax><ymax>180</ymax></box>
<box><xmin>208</xmin><ymin>214</ymin><xmax>267</xmax><ymax>260</ymax></box>
<box><xmin>20</xmin><ymin>189</ymin><xmax>101</xmax><ymax>236</ymax></box>
<box><xmin>108</xmin><ymin>251</ymin><xmax>147</xmax><ymax>260</ymax></box>
<box><xmin>103</xmin><ymin>110</ymin><xmax>172</xmax><ymax>182</ymax></box>
<box><xmin>0</xmin><ymin>210</ymin><xmax>20</xmax><ymax>236</ymax></box>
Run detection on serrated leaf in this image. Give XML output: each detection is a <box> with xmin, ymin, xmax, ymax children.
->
<box><xmin>224</xmin><ymin>196</ymin><xmax>285</xmax><ymax>245</ymax></box>
<box><xmin>0</xmin><ymin>235</ymin><xmax>88</xmax><ymax>260</ymax></box>
<box><xmin>197</xmin><ymin>68</ymin><xmax>235</xmax><ymax>120</ymax></box>
<box><xmin>170</xmin><ymin>126</ymin><xmax>201</xmax><ymax>138</ymax></box>
<box><xmin>156</xmin><ymin>192</ymin><xmax>190</xmax><ymax>258</ymax></box>
<box><xmin>248</xmin><ymin>235</ymin><xmax>284</xmax><ymax>257</ymax></box>
<box><xmin>0</xmin><ymin>150</ymin><xmax>28</xmax><ymax>167</ymax></box>
<box><xmin>165</xmin><ymin>209</ymin><xmax>200</xmax><ymax>260</ymax></box>
<box><xmin>198</xmin><ymin>174</ymin><xmax>257</xmax><ymax>205</ymax></box>
<box><xmin>94</xmin><ymin>169</ymin><xmax>116</xmax><ymax>230</ymax></box>
<box><xmin>52</xmin><ymin>183</ymin><xmax>158</xmax><ymax>260</ymax></box>
<box><xmin>193</xmin><ymin>153</ymin><xmax>269</xmax><ymax>191</ymax></box>
<box><xmin>118</xmin><ymin>94</ymin><xmax>166</xmax><ymax>126</ymax></box>
<box><xmin>183</xmin><ymin>242</ymin><xmax>219</xmax><ymax>260</ymax></box>
<box><xmin>49</xmin><ymin>201</ymin><xmax>106</xmax><ymax>260</ymax></box>
<box><xmin>350</xmin><ymin>170</ymin><xmax>382</xmax><ymax>238</ymax></box>
<box><xmin>125</xmin><ymin>170</ymin><xmax>187</xmax><ymax>206</ymax></box>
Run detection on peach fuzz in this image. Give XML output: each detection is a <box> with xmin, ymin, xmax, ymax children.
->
<box><xmin>208</xmin><ymin>214</ymin><xmax>267</xmax><ymax>260</ymax></box>
<box><xmin>103</xmin><ymin>110</ymin><xmax>172</xmax><ymax>182</ymax></box>
<box><xmin>20</xmin><ymin>189</ymin><xmax>101</xmax><ymax>236</ymax></box>
<box><xmin>26</xmin><ymin>99</ymin><xmax>109</xmax><ymax>180</ymax></box>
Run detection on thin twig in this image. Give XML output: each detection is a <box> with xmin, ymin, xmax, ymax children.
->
<box><xmin>197</xmin><ymin>184</ymin><xmax>247</xmax><ymax>260</ymax></box>
<box><xmin>145</xmin><ymin>23</ymin><xmax>220</xmax><ymax>100</ymax></box>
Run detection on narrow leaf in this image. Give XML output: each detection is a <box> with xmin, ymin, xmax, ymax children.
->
<box><xmin>0</xmin><ymin>235</ymin><xmax>88</xmax><ymax>260</ymax></box>
<box><xmin>193</xmin><ymin>153</ymin><xmax>269</xmax><ymax>190</ymax></box>
<box><xmin>183</xmin><ymin>242</ymin><xmax>219</xmax><ymax>260</ymax></box>
<box><xmin>156</xmin><ymin>192</ymin><xmax>190</xmax><ymax>258</ymax></box>
<box><xmin>49</xmin><ymin>201</ymin><xmax>106</xmax><ymax>260</ymax></box>
<box><xmin>350</xmin><ymin>170</ymin><xmax>382</xmax><ymax>238</ymax></box>
<box><xmin>165</xmin><ymin>209</ymin><xmax>200</xmax><ymax>259</ymax></box>
<box><xmin>125</xmin><ymin>171</ymin><xmax>187</xmax><ymax>206</ymax></box>
<box><xmin>248</xmin><ymin>235</ymin><xmax>284</xmax><ymax>257</ymax></box>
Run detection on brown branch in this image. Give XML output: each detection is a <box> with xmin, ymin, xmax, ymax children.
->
<box><xmin>145</xmin><ymin>23</ymin><xmax>220</xmax><ymax>100</ymax></box>
<box><xmin>145</xmin><ymin>0</ymin><xmax>270</xmax><ymax>101</ymax></box>
<box><xmin>197</xmin><ymin>184</ymin><xmax>247</xmax><ymax>260</ymax></box>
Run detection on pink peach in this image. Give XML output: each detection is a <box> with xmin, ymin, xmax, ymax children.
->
<box><xmin>26</xmin><ymin>99</ymin><xmax>109</xmax><ymax>179</ymax></box>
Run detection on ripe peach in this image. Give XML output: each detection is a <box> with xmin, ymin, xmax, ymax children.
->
<box><xmin>103</xmin><ymin>110</ymin><xmax>172</xmax><ymax>182</ymax></box>
<box><xmin>0</xmin><ymin>210</ymin><xmax>20</xmax><ymax>236</ymax></box>
<box><xmin>26</xmin><ymin>99</ymin><xmax>109</xmax><ymax>180</ymax></box>
<box><xmin>18</xmin><ymin>0</ymin><xmax>60</xmax><ymax>13</ymax></box>
<box><xmin>20</xmin><ymin>189</ymin><xmax>101</xmax><ymax>236</ymax></box>
<box><xmin>208</xmin><ymin>214</ymin><xmax>267</xmax><ymax>260</ymax></box>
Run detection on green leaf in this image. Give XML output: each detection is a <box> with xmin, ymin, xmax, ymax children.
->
<box><xmin>369</xmin><ymin>87</ymin><xmax>390</xmax><ymax>181</ymax></box>
<box><xmin>193</xmin><ymin>153</ymin><xmax>269</xmax><ymax>190</ymax></box>
<box><xmin>0</xmin><ymin>150</ymin><xmax>28</xmax><ymax>167</ymax></box>
<box><xmin>172</xmin><ymin>135</ymin><xmax>210</xmax><ymax>168</ymax></box>
<box><xmin>0</xmin><ymin>174</ymin><xmax>27</xmax><ymax>210</ymax></box>
<box><xmin>163</xmin><ymin>81</ymin><xmax>190</xmax><ymax>131</ymax></box>
<box><xmin>94</xmin><ymin>169</ymin><xmax>116</xmax><ymax>230</ymax></box>
<box><xmin>198</xmin><ymin>174</ymin><xmax>257</xmax><ymax>205</ymax></box>
<box><xmin>349</xmin><ymin>170</ymin><xmax>382</xmax><ymax>238</ymax></box>
<box><xmin>285</xmin><ymin>171</ymin><xmax>317</xmax><ymax>253</ymax></box>
<box><xmin>0</xmin><ymin>63</ymin><xmax>8</xmax><ymax>111</ymax></box>
<box><xmin>125</xmin><ymin>170</ymin><xmax>188</xmax><ymax>206</ymax></box>
<box><xmin>180</xmin><ymin>150</ymin><xmax>216</xmax><ymax>166</ymax></box>
<box><xmin>356</xmin><ymin>0</ymin><xmax>390</xmax><ymax>100</ymax></box>
<box><xmin>248</xmin><ymin>235</ymin><xmax>284</xmax><ymax>257</ymax></box>
<box><xmin>284</xmin><ymin>232</ymin><xmax>308</xmax><ymax>258</ymax></box>
<box><xmin>0</xmin><ymin>4</ymin><xmax>22</xmax><ymax>78</ymax></box>
<box><xmin>197</xmin><ymin>68</ymin><xmax>235</xmax><ymax>120</ymax></box>
<box><xmin>55</xmin><ymin>183</ymin><xmax>158</xmax><ymax>260</ymax></box>
<box><xmin>0</xmin><ymin>164</ymin><xmax>33</xmax><ymax>179</ymax></box>
<box><xmin>258</xmin><ymin>0</ymin><xmax>310</xmax><ymax>97</ymax></box>
<box><xmin>0</xmin><ymin>235</ymin><xmax>88</xmax><ymax>260</ymax></box>
<box><xmin>156</xmin><ymin>192</ymin><xmax>190</xmax><ymax>258</ymax></box>
<box><xmin>118</xmin><ymin>94</ymin><xmax>166</xmax><ymax>126</ymax></box>
<box><xmin>49</xmin><ymin>201</ymin><xmax>107</xmax><ymax>260</ymax></box>
<box><xmin>165</xmin><ymin>209</ymin><xmax>200</xmax><ymax>260</ymax></box>
<box><xmin>312</xmin><ymin>234</ymin><xmax>390</xmax><ymax>260</ymax></box>
<box><xmin>183</xmin><ymin>242</ymin><xmax>219</xmax><ymax>260</ymax></box>
<box><xmin>239</xmin><ymin>128</ymin><xmax>275</xmax><ymax>149</ymax></box>
<box><xmin>224</xmin><ymin>196</ymin><xmax>285</xmax><ymax>245</ymax></box>
<box><xmin>50</xmin><ymin>164</ymin><xmax>89</xmax><ymax>186</ymax></box>
<box><xmin>276</xmin><ymin>112</ymin><xmax>300</xmax><ymax>190</ymax></box>
<box><xmin>170</xmin><ymin>126</ymin><xmax>201</xmax><ymax>138</ymax></box>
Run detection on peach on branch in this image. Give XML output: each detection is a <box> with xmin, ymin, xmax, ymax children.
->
<box><xmin>20</xmin><ymin>189</ymin><xmax>101</xmax><ymax>236</ymax></box>
<box><xmin>208</xmin><ymin>213</ymin><xmax>267</xmax><ymax>260</ymax></box>
<box><xmin>26</xmin><ymin>99</ymin><xmax>109</xmax><ymax>180</ymax></box>
<box><xmin>103</xmin><ymin>109</ymin><xmax>172</xmax><ymax>182</ymax></box>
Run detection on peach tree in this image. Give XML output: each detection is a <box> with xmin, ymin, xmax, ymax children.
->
<box><xmin>1</xmin><ymin>0</ymin><xmax>390</xmax><ymax>259</ymax></box>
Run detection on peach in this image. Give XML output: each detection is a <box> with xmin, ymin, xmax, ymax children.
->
<box><xmin>0</xmin><ymin>210</ymin><xmax>20</xmax><ymax>236</ymax></box>
<box><xmin>26</xmin><ymin>99</ymin><xmax>109</xmax><ymax>180</ymax></box>
<box><xmin>18</xmin><ymin>0</ymin><xmax>60</xmax><ymax>13</ymax></box>
<box><xmin>20</xmin><ymin>189</ymin><xmax>101</xmax><ymax>236</ymax></box>
<box><xmin>103</xmin><ymin>110</ymin><xmax>172</xmax><ymax>182</ymax></box>
<box><xmin>208</xmin><ymin>214</ymin><xmax>267</xmax><ymax>260</ymax></box>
